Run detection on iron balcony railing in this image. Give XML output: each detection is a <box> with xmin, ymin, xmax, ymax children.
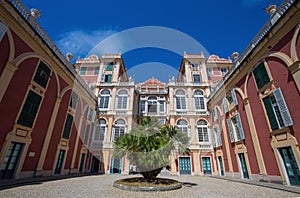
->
<box><xmin>209</xmin><ymin>0</ymin><xmax>296</xmax><ymax>100</ymax></box>
<box><xmin>5</xmin><ymin>0</ymin><xmax>95</xmax><ymax>97</ymax></box>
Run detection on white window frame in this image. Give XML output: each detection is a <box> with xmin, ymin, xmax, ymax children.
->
<box><xmin>196</xmin><ymin>120</ymin><xmax>209</xmax><ymax>143</ymax></box>
<box><xmin>116</xmin><ymin>90</ymin><xmax>128</xmax><ymax>110</ymax></box>
<box><xmin>112</xmin><ymin>119</ymin><xmax>126</xmax><ymax>142</ymax></box>
<box><xmin>175</xmin><ymin>90</ymin><xmax>187</xmax><ymax>111</ymax></box>
<box><xmin>176</xmin><ymin>119</ymin><xmax>190</xmax><ymax>138</ymax></box>
<box><xmin>98</xmin><ymin>89</ymin><xmax>110</xmax><ymax>110</ymax></box>
<box><xmin>194</xmin><ymin>90</ymin><xmax>206</xmax><ymax>111</ymax></box>
<box><xmin>93</xmin><ymin>119</ymin><xmax>107</xmax><ymax>142</ymax></box>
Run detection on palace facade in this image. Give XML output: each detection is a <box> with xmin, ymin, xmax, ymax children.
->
<box><xmin>0</xmin><ymin>0</ymin><xmax>299</xmax><ymax>187</ymax></box>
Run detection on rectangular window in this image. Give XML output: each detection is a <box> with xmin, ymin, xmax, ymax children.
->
<box><xmin>253</xmin><ymin>62</ymin><xmax>270</xmax><ymax>89</ymax></box>
<box><xmin>194</xmin><ymin>97</ymin><xmax>205</xmax><ymax>110</ymax></box>
<box><xmin>17</xmin><ymin>90</ymin><xmax>42</xmax><ymax>128</ymax></box>
<box><xmin>94</xmin><ymin>67</ymin><xmax>99</xmax><ymax>75</ymax></box>
<box><xmin>140</xmin><ymin>101</ymin><xmax>146</xmax><ymax>113</ymax></box>
<box><xmin>94</xmin><ymin>124</ymin><xmax>105</xmax><ymax>141</ymax></box>
<box><xmin>80</xmin><ymin>67</ymin><xmax>87</xmax><ymax>75</ymax></box>
<box><xmin>176</xmin><ymin>97</ymin><xmax>187</xmax><ymax>110</ymax></box>
<box><xmin>192</xmin><ymin>64</ymin><xmax>198</xmax><ymax>71</ymax></box>
<box><xmin>221</xmin><ymin>68</ymin><xmax>227</xmax><ymax>75</ymax></box>
<box><xmin>117</xmin><ymin>96</ymin><xmax>128</xmax><ymax>109</ymax></box>
<box><xmin>0</xmin><ymin>21</ymin><xmax>8</xmax><ymax>42</ymax></box>
<box><xmin>197</xmin><ymin>127</ymin><xmax>209</xmax><ymax>142</ymax></box>
<box><xmin>159</xmin><ymin>102</ymin><xmax>164</xmax><ymax>112</ymax></box>
<box><xmin>263</xmin><ymin>88</ymin><xmax>293</xmax><ymax>130</ymax></box>
<box><xmin>193</xmin><ymin>74</ymin><xmax>201</xmax><ymax>83</ymax></box>
<box><xmin>99</xmin><ymin>96</ymin><xmax>109</xmax><ymax>109</ymax></box>
<box><xmin>33</xmin><ymin>62</ymin><xmax>51</xmax><ymax>88</ymax></box>
<box><xmin>113</xmin><ymin>127</ymin><xmax>125</xmax><ymax>141</ymax></box>
<box><xmin>106</xmin><ymin>62</ymin><xmax>114</xmax><ymax>71</ymax></box>
<box><xmin>62</xmin><ymin>114</ymin><xmax>73</xmax><ymax>139</ymax></box>
<box><xmin>105</xmin><ymin>74</ymin><xmax>112</xmax><ymax>82</ymax></box>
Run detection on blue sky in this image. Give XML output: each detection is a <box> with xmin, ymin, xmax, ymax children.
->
<box><xmin>21</xmin><ymin>0</ymin><xmax>274</xmax><ymax>82</ymax></box>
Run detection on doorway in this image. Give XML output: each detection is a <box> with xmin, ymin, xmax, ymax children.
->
<box><xmin>0</xmin><ymin>142</ymin><xmax>24</xmax><ymax>179</ymax></box>
<box><xmin>179</xmin><ymin>157</ymin><xmax>191</xmax><ymax>175</ymax></box>
<box><xmin>218</xmin><ymin>156</ymin><xmax>224</xmax><ymax>176</ymax></box>
<box><xmin>278</xmin><ymin>147</ymin><xmax>300</xmax><ymax>186</ymax></box>
<box><xmin>110</xmin><ymin>157</ymin><xmax>122</xmax><ymax>174</ymax></box>
<box><xmin>238</xmin><ymin>153</ymin><xmax>249</xmax><ymax>179</ymax></box>
<box><xmin>202</xmin><ymin>157</ymin><xmax>212</xmax><ymax>175</ymax></box>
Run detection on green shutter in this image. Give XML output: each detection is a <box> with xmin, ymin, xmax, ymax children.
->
<box><xmin>17</xmin><ymin>90</ymin><xmax>42</xmax><ymax>128</ymax></box>
<box><xmin>273</xmin><ymin>88</ymin><xmax>293</xmax><ymax>127</ymax></box>
<box><xmin>263</xmin><ymin>97</ymin><xmax>279</xmax><ymax>130</ymax></box>
<box><xmin>253</xmin><ymin>62</ymin><xmax>270</xmax><ymax>89</ymax></box>
<box><xmin>106</xmin><ymin>63</ymin><xmax>113</xmax><ymax>71</ymax></box>
<box><xmin>62</xmin><ymin>114</ymin><xmax>73</xmax><ymax>139</ymax></box>
<box><xmin>217</xmin><ymin>126</ymin><xmax>222</xmax><ymax>146</ymax></box>
<box><xmin>107</xmin><ymin>74</ymin><xmax>112</xmax><ymax>82</ymax></box>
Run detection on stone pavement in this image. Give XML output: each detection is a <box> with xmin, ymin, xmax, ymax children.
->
<box><xmin>0</xmin><ymin>174</ymin><xmax>299</xmax><ymax>198</ymax></box>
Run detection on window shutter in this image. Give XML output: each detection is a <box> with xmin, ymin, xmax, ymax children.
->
<box><xmin>231</xmin><ymin>89</ymin><xmax>238</xmax><ymax>106</ymax></box>
<box><xmin>211</xmin><ymin>128</ymin><xmax>216</xmax><ymax>148</ymax></box>
<box><xmin>223</xmin><ymin>97</ymin><xmax>228</xmax><ymax>113</ymax></box>
<box><xmin>100</xmin><ymin>74</ymin><xmax>105</xmax><ymax>82</ymax></box>
<box><xmin>235</xmin><ymin>113</ymin><xmax>245</xmax><ymax>140</ymax></box>
<box><xmin>263</xmin><ymin>97</ymin><xmax>279</xmax><ymax>130</ymax></box>
<box><xmin>273</xmin><ymin>88</ymin><xmax>293</xmax><ymax>127</ymax></box>
<box><xmin>217</xmin><ymin>126</ymin><xmax>222</xmax><ymax>146</ymax></box>
<box><xmin>253</xmin><ymin>62</ymin><xmax>270</xmax><ymax>89</ymax></box>
<box><xmin>227</xmin><ymin>118</ymin><xmax>235</xmax><ymax>143</ymax></box>
<box><xmin>0</xmin><ymin>21</ymin><xmax>8</xmax><ymax>42</ymax></box>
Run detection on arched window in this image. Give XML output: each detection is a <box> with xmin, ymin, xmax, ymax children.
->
<box><xmin>98</xmin><ymin>89</ymin><xmax>110</xmax><ymax>109</ymax></box>
<box><xmin>175</xmin><ymin>89</ymin><xmax>187</xmax><ymax>110</ymax></box>
<box><xmin>112</xmin><ymin>119</ymin><xmax>126</xmax><ymax>141</ymax></box>
<box><xmin>197</xmin><ymin>120</ymin><xmax>209</xmax><ymax>142</ymax></box>
<box><xmin>94</xmin><ymin>119</ymin><xmax>106</xmax><ymax>142</ymax></box>
<box><xmin>148</xmin><ymin>96</ymin><xmax>157</xmax><ymax>113</ymax></box>
<box><xmin>116</xmin><ymin>89</ymin><xmax>128</xmax><ymax>110</ymax></box>
<box><xmin>194</xmin><ymin>90</ymin><xmax>206</xmax><ymax>111</ymax></box>
<box><xmin>176</xmin><ymin>119</ymin><xmax>188</xmax><ymax>136</ymax></box>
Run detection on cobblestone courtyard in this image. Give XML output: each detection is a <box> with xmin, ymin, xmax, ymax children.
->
<box><xmin>0</xmin><ymin>175</ymin><xmax>299</xmax><ymax>198</ymax></box>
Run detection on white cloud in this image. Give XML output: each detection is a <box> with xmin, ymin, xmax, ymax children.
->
<box><xmin>55</xmin><ymin>28</ymin><xmax>119</xmax><ymax>59</ymax></box>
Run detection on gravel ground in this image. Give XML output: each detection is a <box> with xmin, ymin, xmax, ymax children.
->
<box><xmin>0</xmin><ymin>174</ymin><xmax>299</xmax><ymax>198</ymax></box>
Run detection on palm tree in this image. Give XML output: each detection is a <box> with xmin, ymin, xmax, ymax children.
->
<box><xmin>113</xmin><ymin>117</ymin><xmax>190</xmax><ymax>181</ymax></box>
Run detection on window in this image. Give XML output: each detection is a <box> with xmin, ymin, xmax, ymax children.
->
<box><xmin>159</xmin><ymin>101</ymin><xmax>165</xmax><ymax>112</ymax></box>
<box><xmin>197</xmin><ymin>120</ymin><xmax>209</xmax><ymax>142</ymax></box>
<box><xmin>87</xmin><ymin>107</ymin><xmax>95</xmax><ymax>122</ymax></box>
<box><xmin>80</xmin><ymin>67</ymin><xmax>87</xmax><ymax>75</ymax></box>
<box><xmin>148</xmin><ymin>96</ymin><xmax>157</xmax><ymax>113</ymax></box>
<box><xmin>33</xmin><ymin>61</ymin><xmax>51</xmax><ymax>88</ymax></box>
<box><xmin>192</xmin><ymin>64</ymin><xmax>198</xmax><ymax>71</ymax></box>
<box><xmin>193</xmin><ymin>74</ymin><xmax>201</xmax><ymax>83</ymax></box>
<box><xmin>70</xmin><ymin>92</ymin><xmax>78</xmax><ymax>109</ymax></box>
<box><xmin>105</xmin><ymin>74</ymin><xmax>112</xmax><ymax>82</ymax></box>
<box><xmin>231</xmin><ymin>89</ymin><xmax>238</xmax><ymax>106</ymax></box>
<box><xmin>106</xmin><ymin>62</ymin><xmax>114</xmax><ymax>71</ymax></box>
<box><xmin>62</xmin><ymin>113</ymin><xmax>73</xmax><ymax>139</ymax></box>
<box><xmin>94</xmin><ymin>67</ymin><xmax>99</xmax><ymax>75</ymax></box>
<box><xmin>140</xmin><ymin>100</ymin><xmax>146</xmax><ymax>113</ymax></box>
<box><xmin>227</xmin><ymin>113</ymin><xmax>245</xmax><ymax>143</ymax></box>
<box><xmin>212</xmin><ymin>107</ymin><xmax>218</xmax><ymax>122</ymax></box>
<box><xmin>175</xmin><ymin>90</ymin><xmax>187</xmax><ymax>110</ymax></box>
<box><xmin>83</xmin><ymin>124</ymin><xmax>90</xmax><ymax>144</ymax></box>
<box><xmin>253</xmin><ymin>62</ymin><xmax>270</xmax><ymax>89</ymax></box>
<box><xmin>17</xmin><ymin>90</ymin><xmax>42</xmax><ymax>128</ymax></box>
<box><xmin>194</xmin><ymin>90</ymin><xmax>206</xmax><ymax>111</ymax></box>
<box><xmin>0</xmin><ymin>21</ymin><xmax>8</xmax><ymax>42</ymax></box>
<box><xmin>176</xmin><ymin>119</ymin><xmax>188</xmax><ymax>136</ymax></box>
<box><xmin>263</xmin><ymin>88</ymin><xmax>293</xmax><ymax>130</ymax></box>
<box><xmin>207</xmin><ymin>68</ymin><xmax>213</xmax><ymax>76</ymax></box>
<box><xmin>116</xmin><ymin>90</ymin><xmax>128</xmax><ymax>110</ymax></box>
<box><xmin>112</xmin><ymin>119</ymin><xmax>125</xmax><ymax>142</ymax></box>
<box><xmin>98</xmin><ymin>89</ymin><xmax>110</xmax><ymax>110</ymax></box>
<box><xmin>94</xmin><ymin>119</ymin><xmax>106</xmax><ymax>142</ymax></box>
<box><xmin>220</xmin><ymin>68</ymin><xmax>227</xmax><ymax>75</ymax></box>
